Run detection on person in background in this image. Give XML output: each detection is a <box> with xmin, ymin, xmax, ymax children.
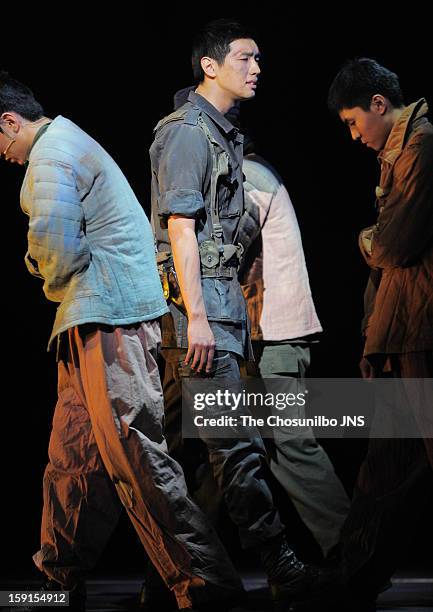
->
<box><xmin>328</xmin><ymin>57</ymin><xmax>433</xmax><ymax>611</ymax></box>
<box><xmin>239</xmin><ymin>129</ymin><xmax>350</xmax><ymax>562</ymax></box>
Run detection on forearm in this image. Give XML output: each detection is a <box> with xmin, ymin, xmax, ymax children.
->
<box><xmin>168</xmin><ymin>216</ymin><xmax>216</xmax><ymax>370</ymax></box>
<box><xmin>168</xmin><ymin>216</ymin><xmax>207</xmax><ymax>321</ymax></box>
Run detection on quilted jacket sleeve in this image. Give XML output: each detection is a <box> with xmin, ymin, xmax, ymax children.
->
<box><xmin>24</xmin><ymin>158</ymin><xmax>90</xmax><ymax>302</ymax></box>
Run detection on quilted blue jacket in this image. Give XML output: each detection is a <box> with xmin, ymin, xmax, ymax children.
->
<box><xmin>20</xmin><ymin>116</ymin><xmax>168</xmax><ymax>349</ymax></box>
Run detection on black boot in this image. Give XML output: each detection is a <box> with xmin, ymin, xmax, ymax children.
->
<box><xmin>188</xmin><ymin>581</ymin><xmax>246</xmax><ymax>612</ymax></box>
<box><xmin>136</xmin><ymin>561</ymin><xmax>176</xmax><ymax>610</ymax></box>
<box><xmin>258</xmin><ymin>535</ymin><xmax>339</xmax><ymax>609</ymax></box>
<box><xmin>135</xmin><ymin>562</ymin><xmax>245</xmax><ymax>612</ymax></box>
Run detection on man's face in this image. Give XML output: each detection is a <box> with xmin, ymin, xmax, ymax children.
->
<box><xmin>214</xmin><ymin>38</ymin><xmax>261</xmax><ymax>101</ymax></box>
<box><xmin>0</xmin><ymin>115</ymin><xmax>28</xmax><ymax>165</ymax></box>
<box><xmin>339</xmin><ymin>103</ymin><xmax>392</xmax><ymax>151</ymax></box>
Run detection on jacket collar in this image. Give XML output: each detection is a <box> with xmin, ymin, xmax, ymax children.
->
<box><xmin>379</xmin><ymin>98</ymin><xmax>429</xmax><ymax>165</ymax></box>
<box><xmin>27</xmin><ymin>120</ymin><xmax>53</xmax><ymax>161</ymax></box>
<box><xmin>188</xmin><ymin>91</ymin><xmax>242</xmax><ymax>142</ymax></box>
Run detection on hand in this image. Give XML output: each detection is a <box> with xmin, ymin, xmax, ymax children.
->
<box><xmin>359</xmin><ymin>356</ymin><xmax>376</xmax><ymax>379</ymax></box>
<box><xmin>359</xmin><ymin>226</ymin><xmax>374</xmax><ymax>258</ymax></box>
<box><xmin>185</xmin><ymin>316</ymin><xmax>215</xmax><ymax>373</ymax></box>
<box><xmin>24</xmin><ymin>251</ymin><xmax>43</xmax><ymax>278</ymax></box>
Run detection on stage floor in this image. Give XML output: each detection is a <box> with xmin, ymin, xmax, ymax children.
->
<box><xmin>2</xmin><ymin>570</ymin><xmax>432</xmax><ymax>611</ymax></box>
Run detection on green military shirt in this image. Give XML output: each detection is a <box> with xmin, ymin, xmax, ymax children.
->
<box><xmin>150</xmin><ymin>91</ymin><xmax>250</xmax><ymax>358</ymax></box>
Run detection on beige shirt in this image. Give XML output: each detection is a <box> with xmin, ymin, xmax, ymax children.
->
<box><xmin>242</xmin><ymin>155</ymin><xmax>322</xmax><ymax>341</ymax></box>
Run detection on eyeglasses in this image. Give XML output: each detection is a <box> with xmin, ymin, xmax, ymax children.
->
<box><xmin>0</xmin><ymin>122</ymin><xmax>16</xmax><ymax>160</ymax></box>
<box><xmin>1</xmin><ymin>138</ymin><xmax>16</xmax><ymax>160</ymax></box>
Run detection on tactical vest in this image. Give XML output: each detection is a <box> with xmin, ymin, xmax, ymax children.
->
<box><xmin>153</xmin><ymin>104</ymin><xmax>260</xmax><ymax>311</ymax></box>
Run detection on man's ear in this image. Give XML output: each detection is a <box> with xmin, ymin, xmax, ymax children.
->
<box><xmin>0</xmin><ymin>112</ymin><xmax>20</xmax><ymax>133</ymax></box>
<box><xmin>200</xmin><ymin>56</ymin><xmax>218</xmax><ymax>79</ymax></box>
<box><xmin>370</xmin><ymin>94</ymin><xmax>387</xmax><ymax>116</ymax></box>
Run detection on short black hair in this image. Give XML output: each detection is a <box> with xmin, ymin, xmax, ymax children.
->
<box><xmin>191</xmin><ymin>18</ymin><xmax>256</xmax><ymax>84</ymax></box>
<box><xmin>327</xmin><ymin>58</ymin><xmax>404</xmax><ymax>114</ymax></box>
<box><xmin>0</xmin><ymin>71</ymin><xmax>44</xmax><ymax>121</ymax></box>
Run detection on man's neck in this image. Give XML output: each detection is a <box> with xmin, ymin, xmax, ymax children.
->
<box><xmin>388</xmin><ymin>106</ymin><xmax>406</xmax><ymax>131</ymax></box>
<box><xmin>195</xmin><ymin>83</ymin><xmax>236</xmax><ymax>115</ymax></box>
<box><xmin>25</xmin><ymin>116</ymin><xmax>52</xmax><ymax>159</ymax></box>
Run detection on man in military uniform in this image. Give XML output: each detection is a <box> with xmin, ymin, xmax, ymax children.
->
<box><xmin>150</xmin><ymin>18</ymin><xmax>331</xmax><ymax>609</ymax></box>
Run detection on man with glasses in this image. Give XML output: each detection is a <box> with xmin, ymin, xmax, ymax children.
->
<box><xmin>0</xmin><ymin>70</ymin><xmax>243</xmax><ymax>611</ymax></box>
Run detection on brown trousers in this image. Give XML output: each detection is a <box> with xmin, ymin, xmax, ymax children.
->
<box><xmin>33</xmin><ymin>321</ymin><xmax>241</xmax><ymax>608</ymax></box>
<box><xmin>342</xmin><ymin>350</ymin><xmax>433</xmax><ymax>597</ymax></box>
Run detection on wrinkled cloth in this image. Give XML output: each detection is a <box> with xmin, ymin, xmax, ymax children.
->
<box><xmin>33</xmin><ymin>321</ymin><xmax>241</xmax><ymax>608</ymax></box>
<box><xmin>241</xmin><ymin>155</ymin><xmax>322</xmax><ymax>341</ymax></box>
<box><xmin>160</xmin><ymin>347</ymin><xmax>285</xmax><ymax>550</ymax></box>
<box><xmin>150</xmin><ymin>92</ymin><xmax>249</xmax><ymax>358</ymax></box>
<box><xmin>360</xmin><ymin>100</ymin><xmax>433</xmax><ymax>355</ymax></box>
<box><xmin>246</xmin><ymin>341</ymin><xmax>350</xmax><ymax>556</ymax></box>
<box><xmin>341</xmin><ymin>352</ymin><xmax>433</xmax><ymax>597</ymax></box>
<box><xmin>21</xmin><ymin>116</ymin><xmax>167</xmax><ymax>350</ymax></box>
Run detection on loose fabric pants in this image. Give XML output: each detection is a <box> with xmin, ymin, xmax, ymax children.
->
<box><xmin>250</xmin><ymin>342</ymin><xmax>350</xmax><ymax>557</ymax></box>
<box><xmin>33</xmin><ymin>322</ymin><xmax>241</xmax><ymax>609</ymax></box>
<box><xmin>341</xmin><ymin>350</ymin><xmax>433</xmax><ymax>597</ymax></box>
<box><xmin>161</xmin><ymin>348</ymin><xmax>285</xmax><ymax>550</ymax></box>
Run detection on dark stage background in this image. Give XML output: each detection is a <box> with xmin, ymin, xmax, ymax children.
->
<box><xmin>1</xmin><ymin>10</ymin><xmax>432</xmax><ymax>579</ymax></box>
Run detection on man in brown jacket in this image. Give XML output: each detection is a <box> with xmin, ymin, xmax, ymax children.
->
<box><xmin>328</xmin><ymin>58</ymin><xmax>433</xmax><ymax>611</ymax></box>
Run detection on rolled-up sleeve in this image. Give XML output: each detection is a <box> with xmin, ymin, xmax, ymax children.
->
<box><xmin>154</xmin><ymin>123</ymin><xmax>208</xmax><ymax>219</ymax></box>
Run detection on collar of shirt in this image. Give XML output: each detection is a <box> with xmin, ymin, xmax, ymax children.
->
<box><xmin>26</xmin><ymin>120</ymin><xmax>53</xmax><ymax>163</ymax></box>
<box><xmin>188</xmin><ymin>91</ymin><xmax>244</xmax><ymax>144</ymax></box>
<box><xmin>378</xmin><ymin>98</ymin><xmax>428</xmax><ymax>166</ymax></box>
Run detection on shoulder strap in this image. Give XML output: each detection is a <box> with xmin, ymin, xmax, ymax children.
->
<box><xmin>153</xmin><ymin>106</ymin><xmax>190</xmax><ymax>133</ymax></box>
<box><xmin>197</xmin><ymin>115</ymin><xmax>229</xmax><ymax>253</ymax></box>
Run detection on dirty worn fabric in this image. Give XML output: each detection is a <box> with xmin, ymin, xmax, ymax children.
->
<box><xmin>341</xmin><ymin>351</ymin><xmax>433</xmax><ymax>597</ymax></box>
<box><xmin>160</xmin><ymin>347</ymin><xmax>285</xmax><ymax>549</ymax></box>
<box><xmin>241</xmin><ymin>155</ymin><xmax>322</xmax><ymax>341</ymax></box>
<box><xmin>248</xmin><ymin>342</ymin><xmax>350</xmax><ymax>556</ymax></box>
<box><xmin>360</xmin><ymin>99</ymin><xmax>433</xmax><ymax>355</ymax></box>
<box><xmin>161</xmin><ymin>342</ymin><xmax>348</xmax><ymax>556</ymax></box>
<box><xmin>33</xmin><ymin>321</ymin><xmax>241</xmax><ymax>608</ymax></box>
<box><xmin>150</xmin><ymin>91</ymin><xmax>249</xmax><ymax>358</ymax></box>
<box><xmin>237</xmin><ymin>154</ymin><xmax>347</xmax><ymax>556</ymax></box>
<box><xmin>20</xmin><ymin>116</ymin><xmax>168</xmax><ymax>351</ymax></box>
